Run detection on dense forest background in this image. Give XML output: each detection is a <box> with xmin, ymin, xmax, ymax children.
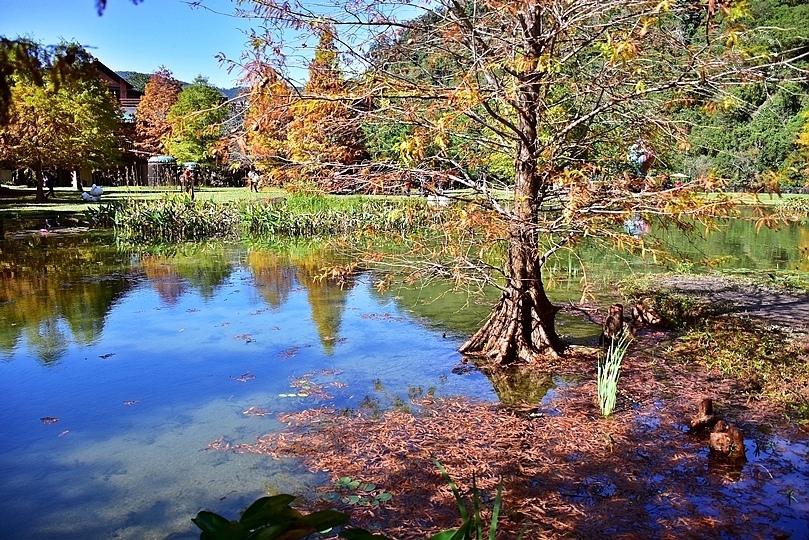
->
<box><xmin>667</xmin><ymin>0</ymin><xmax>809</xmax><ymax>192</ymax></box>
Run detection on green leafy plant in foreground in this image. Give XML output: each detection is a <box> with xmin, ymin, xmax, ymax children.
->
<box><xmin>192</xmin><ymin>461</ymin><xmax>522</xmax><ymax>540</ymax></box>
<box><xmin>597</xmin><ymin>332</ymin><xmax>632</xmax><ymax>417</ymax></box>
<box><xmin>192</xmin><ymin>493</ymin><xmax>349</xmax><ymax>540</ymax></box>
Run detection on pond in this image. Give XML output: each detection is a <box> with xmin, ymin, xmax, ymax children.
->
<box><xmin>0</xmin><ymin>232</ymin><xmax>508</xmax><ymax>539</ymax></box>
<box><xmin>0</xmin><ymin>211</ymin><xmax>807</xmax><ymax>539</ymax></box>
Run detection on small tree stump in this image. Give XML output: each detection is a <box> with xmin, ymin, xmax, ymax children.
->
<box><xmin>689</xmin><ymin>398</ymin><xmax>719</xmax><ymax>432</ymax></box>
<box><xmin>631</xmin><ymin>297</ymin><xmax>663</xmax><ymax>328</ymax></box>
<box><xmin>708</xmin><ymin>420</ymin><xmax>746</xmax><ymax>460</ymax></box>
<box><xmin>599</xmin><ymin>303</ymin><xmax>625</xmax><ymax>346</ymax></box>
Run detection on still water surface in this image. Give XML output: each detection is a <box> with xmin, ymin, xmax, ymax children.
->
<box><xmin>0</xmin><ymin>233</ymin><xmax>501</xmax><ymax>539</ymax></box>
<box><xmin>1</xmin><ymin>211</ymin><xmax>807</xmax><ymax>539</ymax></box>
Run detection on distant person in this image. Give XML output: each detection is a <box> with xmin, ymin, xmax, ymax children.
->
<box><xmin>247</xmin><ymin>169</ymin><xmax>260</xmax><ymax>192</ymax></box>
<box><xmin>182</xmin><ymin>167</ymin><xmax>195</xmax><ymax>200</ymax></box>
<box><xmin>44</xmin><ymin>172</ymin><xmax>56</xmax><ymax>198</ymax></box>
<box><xmin>627</xmin><ymin>140</ymin><xmax>655</xmax><ymax>178</ymax></box>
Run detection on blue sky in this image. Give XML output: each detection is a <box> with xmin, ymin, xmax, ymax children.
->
<box><xmin>0</xmin><ymin>0</ymin><xmax>251</xmax><ymax>88</ymax></box>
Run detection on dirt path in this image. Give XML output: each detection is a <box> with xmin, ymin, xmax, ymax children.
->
<box><xmin>653</xmin><ymin>274</ymin><xmax>809</xmax><ymax>341</ymax></box>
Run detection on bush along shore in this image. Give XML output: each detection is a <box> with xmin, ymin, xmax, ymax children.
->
<box><xmin>87</xmin><ymin>192</ymin><xmax>452</xmax><ymax>243</ymax></box>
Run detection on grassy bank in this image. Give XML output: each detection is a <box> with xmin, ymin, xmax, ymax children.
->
<box><xmin>90</xmin><ymin>192</ymin><xmax>450</xmax><ymax>243</ymax></box>
<box><xmin>0</xmin><ymin>185</ymin><xmax>281</xmax><ymax>219</ymax></box>
<box><xmin>622</xmin><ymin>277</ymin><xmax>809</xmax><ymax>421</ymax></box>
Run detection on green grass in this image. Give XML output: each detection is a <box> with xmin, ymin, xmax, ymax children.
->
<box><xmin>0</xmin><ymin>184</ymin><xmax>284</xmax><ymax>218</ymax></box>
<box><xmin>671</xmin><ymin>317</ymin><xmax>809</xmax><ymax>422</ymax></box>
<box><xmin>701</xmin><ymin>191</ymin><xmax>809</xmax><ymax>206</ymax></box>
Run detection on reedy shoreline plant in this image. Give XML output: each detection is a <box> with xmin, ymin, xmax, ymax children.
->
<box><xmin>597</xmin><ymin>332</ymin><xmax>632</xmax><ymax>417</ymax></box>
<box><xmin>94</xmin><ymin>192</ymin><xmax>450</xmax><ymax>244</ymax></box>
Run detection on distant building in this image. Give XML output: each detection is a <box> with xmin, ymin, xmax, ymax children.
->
<box><xmin>93</xmin><ymin>59</ymin><xmax>143</xmax><ymax>122</ymax></box>
<box><xmin>91</xmin><ymin>59</ymin><xmax>147</xmax><ymax>185</ymax></box>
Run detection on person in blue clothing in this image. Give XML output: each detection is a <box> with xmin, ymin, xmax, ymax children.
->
<box><xmin>627</xmin><ymin>139</ymin><xmax>655</xmax><ymax>178</ymax></box>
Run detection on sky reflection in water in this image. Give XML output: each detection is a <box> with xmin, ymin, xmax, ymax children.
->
<box><xmin>0</xmin><ymin>236</ymin><xmax>497</xmax><ymax>540</ymax></box>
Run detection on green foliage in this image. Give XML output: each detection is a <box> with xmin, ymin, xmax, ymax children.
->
<box><xmin>677</xmin><ymin>0</ymin><xmax>809</xmax><ymax>190</ymax></box>
<box><xmin>682</xmin><ymin>83</ymin><xmax>809</xmax><ymax>188</ymax></box>
<box><xmin>108</xmin><ymin>193</ymin><xmax>449</xmax><ymax>243</ymax></box>
<box><xmin>0</xmin><ymin>39</ymin><xmax>122</xmax><ymax>179</ymax></box>
<box><xmin>748</xmin><ymin>0</ymin><xmax>809</xmax><ymax>55</ymax></box>
<box><xmin>192</xmin><ymin>494</ymin><xmax>350</xmax><ymax>540</ymax></box>
<box><xmin>620</xmin><ymin>283</ymin><xmax>736</xmax><ymax>329</ymax></box>
<box><xmin>0</xmin><ymin>37</ymin><xmax>100</xmax><ymax>125</ymax></box>
<box><xmin>431</xmin><ymin>458</ymin><xmax>524</xmax><ymax>540</ymax></box>
<box><xmin>361</xmin><ymin>120</ymin><xmax>413</xmax><ymax>163</ymax></box>
<box><xmin>119</xmin><ymin>70</ymin><xmax>151</xmax><ymax>92</ymax></box>
<box><xmin>597</xmin><ymin>333</ymin><xmax>632</xmax><ymax>417</ymax></box>
<box><xmin>191</xmin><ymin>460</ymin><xmax>528</xmax><ymax>540</ymax></box>
<box><xmin>165</xmin><ymin>76</ymin><xmax>228</xmax><ymax>163</ymax></box>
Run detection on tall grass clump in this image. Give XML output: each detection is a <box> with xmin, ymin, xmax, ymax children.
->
<box><xmin>107</xmin><ymin>192</ymin><xmax>455</xmax><ymax>244</ymax></box>
<box><xmin>431</xmin><ymin>458</ymin><xmax>526</xmax><ymax>540</ymax></box>
<box><xmin>109</xmin><ymin>196</ymin><xmax>242</xmax><ymax>243</ymax></box>
<box><xmin>240</xmin><ymin>192</ymin><xmax>447</xmax><ymax>238</ymax></box>
<box><xmin>597</xmin><ymin>332</ymin><xmax>632</xmax><ymax>417</ymax></box>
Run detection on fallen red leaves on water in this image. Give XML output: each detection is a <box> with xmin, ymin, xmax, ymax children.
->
<box><xmin>210</xmin><ymin>344</ymin><xmax>808</xmax><ymax>539</ymax></box>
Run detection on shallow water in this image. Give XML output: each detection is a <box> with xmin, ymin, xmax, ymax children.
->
<box><xmin>1</xmin><ymin>212</ymin><xmax>807</xmax><ymax>539</ymax></box>
<box><xmin>0</xmin><ymin>234</ymin><xmax>501</xmax><ymax>539</ymax></box>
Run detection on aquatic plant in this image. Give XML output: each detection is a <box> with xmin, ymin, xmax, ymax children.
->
<box><xmin>323</xmin><ymin>477</ymin><xmax>394</xmax><ymax>507</ymax></box>
<box><xmin>597</xmin><ymin>332</ymin><xmax>632</xmax><ymax>417</ymax></box>
<box><xmin>107</xmin><ymin>192</ymin><xmax>449</xmax><ymax>243</ymax></box>
<box><xmin>109</xmin><ymin>196</ymin><xmax>242</xmax><ymax>243</ymax></box>
<box><xmin>240</xmin><ymin>193</ymin><xmax>446</xmax><ymax>238</ymax></box>
<box><xmin>431</xmin><ymin>458</ymin><xmax>524</xmax><ymax>540</ymax></box>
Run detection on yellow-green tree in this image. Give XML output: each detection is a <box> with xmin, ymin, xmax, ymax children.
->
<box><xmin>164</xmin><ymin>76</ymin><xmax>228</xmax><ymax>164</ymax></box>
<box><xmin>0</xmin><ymin>39</ymin><xmax>121</xmax><ymax>201</ymax></box>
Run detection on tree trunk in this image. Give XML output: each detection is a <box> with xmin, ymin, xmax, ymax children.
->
<box><xmin>459</xmin><ymin>134</ymin><xmax>564</xmax><ymax>364</ymax></box>
<box><xmin>458</xmin><ymin>234</ymin><xmax>564</xmax><ymax>364</ymax></box>
<box><xmin>34</xmin><ymin>164</ymin><xmax>45</xmax><ymax>202</ymax></box>
<box><xmin>459</xmin><ymin>4</ymin><xmax>564</xmax><ymax>366</ymax></box>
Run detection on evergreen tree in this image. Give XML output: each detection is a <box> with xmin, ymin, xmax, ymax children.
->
<box><xmin>286</xmin><ymin>28</ymin><xmax>367</xmax><ymax>168</ymax></box>
<box><xmin>242</xmin><ymin>61</ymin><xmax>294</xmax><ymax>165</ymax></box>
